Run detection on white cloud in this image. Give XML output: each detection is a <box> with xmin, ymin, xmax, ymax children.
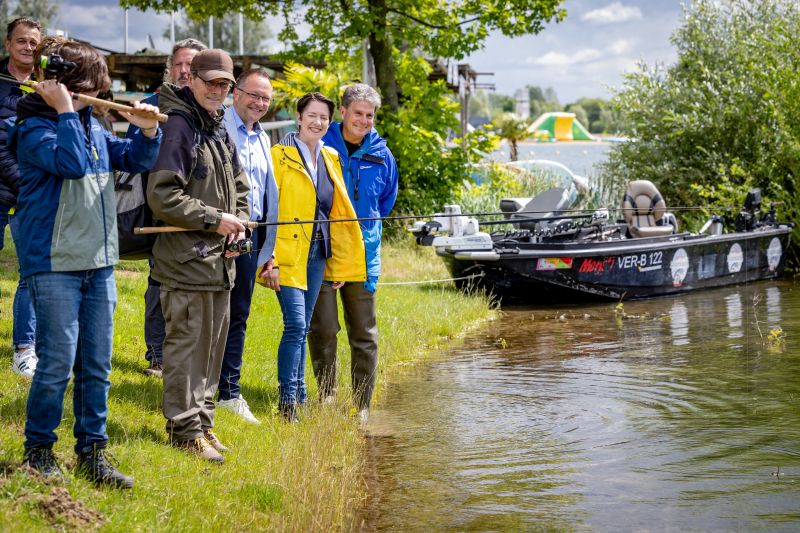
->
<box><xmin>527</xmin><ymin>48</ymin><xmax>603</xmax><ymax>66</ymax></box>
<box><xmin>608</xmin><ymin>39</ymin><xmax>632</xmax><ymax>55</ymax></box>
<box><xmin>581</xmin><ymin>2</ymin><xmax>643</xmax><ymax>24</ymax></box>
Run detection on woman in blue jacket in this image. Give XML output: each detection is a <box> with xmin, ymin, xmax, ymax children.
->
<box><xmin>8</xmin><ymin>39</ymin><xmax>161</xmax><ymax>488</ymax></box>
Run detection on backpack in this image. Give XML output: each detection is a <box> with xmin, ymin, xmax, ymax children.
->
<box><xmin>115</xmin><ymin>170</ymin><xmax>155</xmax><ymax>260</ymax></box>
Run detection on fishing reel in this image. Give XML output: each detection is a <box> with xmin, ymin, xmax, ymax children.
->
<box><xmin>225</xmin><ymin>238</ymin><xmax>253</xmax><ymax>255</ymax></box>
<box><xmin>39</xmin><ymin>54</ymin><xmax>77</xmax><ymax>80</ymax></box>
<box><xmin>224</xmin><ymin>225</ymin><xmax>253</xmax><ymax>255</ymax></box>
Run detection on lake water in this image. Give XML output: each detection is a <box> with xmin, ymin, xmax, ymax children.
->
<box><xmin>492</xmin><ymin>141</ymin><xmax>612</xmax><ymax>178</ymax></box>
<box><xmin>360</xmin><ymin>280</ymin><xmax>800</xmax><ymax>531</ymax></box>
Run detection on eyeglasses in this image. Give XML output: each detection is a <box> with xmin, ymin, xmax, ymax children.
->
<box><xmin>237</xmin><ymin>87</ymin><xmax>272</xmax><ymax>105</ymax></box>
<box><xmin>199</xmin><ymin>78</ymin><xmax>233</xmax><ymax>92</ymax></box>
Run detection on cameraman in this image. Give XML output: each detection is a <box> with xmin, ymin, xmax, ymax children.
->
<box><xmin>9</xmin><ymin>39</ymin><xmax>162</xmax><ymax>488</ymax></box>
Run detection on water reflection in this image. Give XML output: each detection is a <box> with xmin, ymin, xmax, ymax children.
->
<box><xmin>766</xmin><ymin>286</ymin><xmax>781</xmax><ymax>327</ymax></box>
<box><xmin>361</xmin><ymin>281</ymin><xmax>800</xmax><ymax>531</ymax></box>
<box><xmin>670</xmin><ymin>300</ymin><xmax>689</xmax><ymax>345</ymax></box>
<box><xmin>726</xmin><ymin>293</ymin><xmax>743</xmax><ymax>339</ymax></box>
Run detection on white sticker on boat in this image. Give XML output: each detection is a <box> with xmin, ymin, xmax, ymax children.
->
<box><xmin>727</xmin><ymin>243</ymin><xmax>743</xmax><ymax>273</ymax></box>
<box><xmin>670</xmin><ymin>248</ymin><xmax>689</xmax><ymax>287</ymax></box>
<box><xmin>767</xmin><ymin>237</ymin><xmax>782</xmax><ymax>271</ymax></box>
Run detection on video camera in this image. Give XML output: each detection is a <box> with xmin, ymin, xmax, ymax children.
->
<box><xmin>39</xmin><ymin>54</ymin><xmax>77</xmax><ymax>81</ymax></box>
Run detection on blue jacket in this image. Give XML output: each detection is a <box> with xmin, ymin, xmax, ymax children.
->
<box><xmin>322</xmin><ymin>122</ymin><xmax>398</xmax><ymax>278</ymax></box>
<box><xmin>8</xmin><ymin>95</ymin><xmax>161</xmax><ymax>278</ymax></box>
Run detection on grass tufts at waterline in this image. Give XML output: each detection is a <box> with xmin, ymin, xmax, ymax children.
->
<box><xmin>0</xmin><ymin>229</ymin><xmax>492</xmax><ymax>530</ymax></box>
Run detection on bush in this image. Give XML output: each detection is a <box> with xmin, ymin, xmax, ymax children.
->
<box><xmin>604</xmin><ymin>0</ymin><xmax>799</xmax><ymax>265</ymax></box>
<box><xmin>382</xmin><ymin>54</ymin><xmax>498</xmax><ymax>221</ymax></box>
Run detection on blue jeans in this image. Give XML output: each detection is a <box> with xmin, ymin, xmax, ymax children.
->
<box><xmin>10</xmin><ymin>214</ymin><xmax>35</xmax><ymax>349</ymax></box>
<box><xmin>275</xmin><ymin>240</ymin><xmax>326</xmax><ymax>406</ymax></box>
<box><xmin>219</xmin><ymin>227</ymin><xmax>260</xmax><ymax>401</ymax></box>
<box><xmin>24</xmin><ymin>267</ymin><xmax>116</xmax><ymax>453</ymax></box>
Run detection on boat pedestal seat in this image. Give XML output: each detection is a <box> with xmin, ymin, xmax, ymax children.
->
<box><xmin>510</xmin><ymin>187</ymin><xmax>572</xmax><ymax>231</ymax></box>
<box><xmin>622</xmin><ymin>180</ymin><xmax>675</xmax><ymax>238</ymax></box>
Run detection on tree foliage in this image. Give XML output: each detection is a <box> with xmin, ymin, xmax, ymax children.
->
<box><xmin>164</xmin><ymin>11</ymin><xmax>272</xmax><ymax>54</ymax></box>
<box><xmin>379</xmin><ymin>53</ymin><xmax>498</xmax><ymax>217</ymax></box>
<box><xmin>12</xmin><ymin>0</ymin><xmax>57</xmax><ymax>29</ymax></box>
<box><xmin>123</xmin><ymin>0</ymin><xmax>566</xmax><ymax>113</ymax></box>
<box><xmin>468</xmin><ymin>90</ymin><xmax>514</xmax><ymax>125</ymax></box>
<box><xmin>123</xmin><ymin>0</ymin><xmax>562</xmax><ymax>215</ymax></box>
<box><xmin>604</xmin><ymin>0</ymin><xmax>799</xmax><ymax>263</ymax></box>
<box><xmin>565</xmin><ymin>97</ymin><xmax>622</xmax><ymax>134</ymax></box>
<box><xmin>0</xmin><ymin>0</ymin><xmax>59</xmax><ymax>34</ymax></box>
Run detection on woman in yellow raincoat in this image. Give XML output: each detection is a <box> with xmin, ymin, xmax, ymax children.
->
<box><xmin>257</xmin><ymin>92</ymin><xmax>365</xmax><ymax>421</ymax></box>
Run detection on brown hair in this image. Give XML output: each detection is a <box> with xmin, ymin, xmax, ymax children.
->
<box><xmin>297</xmin><ymin>92</ymin><xmax>334</xmax><ymax>118</ymax></box>
<box><xmin>34</xmin><ymin>39</ymin><xmax>111</xmax><ymax>93</ymax></box>
<box><xmin>6</xmin><ymin>17</ymin><xmax>41</xmax><ymax>42</ymax></box>
<box><xmin>236</xmin><ymin>67</ymin><xmax>271</xmax><ymax>87</ymax></box>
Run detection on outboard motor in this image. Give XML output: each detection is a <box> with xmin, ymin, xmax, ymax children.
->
<box><xmin>734</xmin><ymin>189</ymin><xmax>761</xmax><ymax>232</ymax></box>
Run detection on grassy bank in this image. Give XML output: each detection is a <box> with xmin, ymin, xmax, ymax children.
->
<box><xmin>0</xmin><ymin>232</ymin><xmax>492</xmax><ymax>531</ymax></box>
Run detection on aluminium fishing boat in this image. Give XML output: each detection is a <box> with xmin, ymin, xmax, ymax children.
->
<box><xmin>410</xmin><ymin>180</ymin><xmax>793</xmax><ymax>303</ymax></box>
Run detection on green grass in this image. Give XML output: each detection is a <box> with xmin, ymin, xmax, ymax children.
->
<box><xmin>0</xmin><ymin>228</ymin><xmax>492</xmax><ymax>531</ymax></box>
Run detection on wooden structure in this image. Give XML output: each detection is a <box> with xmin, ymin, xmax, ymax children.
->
<box><xmin>105</xmin><ymin>52</ymin><xmax>321</xmax><ymax>93</ymax></box>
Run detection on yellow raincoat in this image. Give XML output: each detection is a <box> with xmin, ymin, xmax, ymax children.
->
<box><xmin>260</xmin><ymin>143</ymin><xmax>366</xmax><ymax>290</ymax></box>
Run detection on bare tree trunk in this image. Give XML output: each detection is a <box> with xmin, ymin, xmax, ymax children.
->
<box><xmin>367</xmin><ymin>0</ymin><xmax>399</xmax><ymax>113</ymax></box>
<box><xmin>511</xmin><ymin>140</ymin><xmax>519</xmax><ymax>161</ymax></box>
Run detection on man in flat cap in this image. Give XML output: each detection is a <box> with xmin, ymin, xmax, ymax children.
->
<box><xmin>147</xmin><ymin>49</ymin><xmax>249</xmax><ymax>463</ymax></box>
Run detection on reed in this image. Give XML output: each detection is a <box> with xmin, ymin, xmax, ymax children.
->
<box><xmin>0</xmin><ymin>229</ymin><xmax>492</xmax><ymax>531</ymax></box>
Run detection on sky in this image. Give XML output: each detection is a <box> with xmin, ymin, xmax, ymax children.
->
<box><xmin>48</xmin><ymin>0</ymin><xmax>685</xmax><ymax>104</ymax></box>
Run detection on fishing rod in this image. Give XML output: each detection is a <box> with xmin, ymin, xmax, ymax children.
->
<box><xmin>134</xmin><ymin>203</ymin><xmax>752</xmax><ymax>235</ymax></box>
<box><xmin>0</xmin><ymin>71</ymin><xmax>168</xmax><ymax>123</ymax></box>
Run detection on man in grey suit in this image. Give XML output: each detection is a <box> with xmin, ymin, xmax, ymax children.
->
<box><xmin>217</xmin><ymin>68</ymin><xmax>278</xmax><ymax>423</ymax></box>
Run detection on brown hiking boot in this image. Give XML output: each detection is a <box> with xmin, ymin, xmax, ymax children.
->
<box><xmin>172</xmin><ymin>437</ymin><xmax>224</xmax><ymax>463</ymax></box>
<box><xmin>203</xmin><ymin>430</ymin><xmax>229</xmax><ymax>453</ymax></box>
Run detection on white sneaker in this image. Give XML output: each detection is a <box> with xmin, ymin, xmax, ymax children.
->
<box><xmin>217</xmin><ymin>395</ymin><xmax>261</xmax><ymax>424</ymax></box>
<box><xmin>12</xmin><ymin>346</ymin><xmax>38</xmax><ymax>378</ymax></box>
<box><xmin>321</xmin><ymin>394</ymin><xmax>336</xmax><ymax>405</ymax></box>
<box><xmin>358</xmin><ymin>408</ymin><xmax>370</xmax><ymax>428</ymax></box>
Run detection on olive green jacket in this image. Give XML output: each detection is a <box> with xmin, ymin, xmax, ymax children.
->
<box><xmin>146</xmin><ymin>84</ymin><xmax>250</xmax><ymax>290</ymax></box>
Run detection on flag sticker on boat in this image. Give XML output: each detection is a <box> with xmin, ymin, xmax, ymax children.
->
<box><xmin>767</xmin><ymin>237</ymin><xmax>782</xmax><ymax>271</ymax></box>
<box><xmin>537</xmin><ymin>257</ymin><xmax>574</xmax><ymax>270</ymax></box>
<box><xmin>727</xmin><ymin>243</ymin><xmax>743</xmax><ymax>273</ymax></box>
<box><xmin>670</xmin><ymin>248</ymin><xmax>689</xmax><ymax>287</ymax></box>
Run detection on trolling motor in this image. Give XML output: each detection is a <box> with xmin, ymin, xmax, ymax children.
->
<box><xmin>409</xmin><ymin>205</ymin><xmax>493</xmax><ymax>251</ymax></box>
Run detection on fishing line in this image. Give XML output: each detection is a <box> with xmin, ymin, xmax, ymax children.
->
<box><xmin>135</xmin><ymin>203</ymin><xmax>767</xmax><ymax>235</ymax></box>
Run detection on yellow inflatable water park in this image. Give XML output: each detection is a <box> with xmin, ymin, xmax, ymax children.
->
<box><xmin>528</xmin><ymin>112</ymin><xmax>595</xmax><ymax>142</ymax></box>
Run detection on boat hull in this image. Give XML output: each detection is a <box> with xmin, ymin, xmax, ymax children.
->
<box><xmin>439</xmin><ymin>227</ymin><xmax>791</xmax><ymax>303</ymax></box>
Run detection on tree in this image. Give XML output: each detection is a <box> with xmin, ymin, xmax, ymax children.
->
<box><xmin>564</xmin><ymin>104</ymin><xmax>588</xmax><ymax>132</ymax></box>
<box><xmin>123</xmin><ymin>0</ymin><xmax>566</xmax><ymax>113</ymax></box>
<box><xmin>165</xmin><ymin>11</ymin><xmax>271</xmax><ymax>54</ymax></box>
<box><xmin>527</xmin><ymin>84</ymin><xmax>561</xmax><ymax>119</ymax></box>
<box><xmin>123</xmin><ymin>0</ymin><xmax>560</xmax><ymax>215</ymax></box>
<box><xmin>605</xmin><ymin>0</ymin><xmax>799</xmax><ymax>264</ymax></box>
<box><xmin>469</xmin><ymin>90</ymin><xmax>515</xmax><ymax>124</ymax></box>
<box><xmin>12</xmin><ymin>0</ymin><xmax>58</xmax><ymax>30</ymax></box>
<box><xmin>492</xmin><ymin>112</ymin><xmax>530</xmax><ymax>161</ymax></box>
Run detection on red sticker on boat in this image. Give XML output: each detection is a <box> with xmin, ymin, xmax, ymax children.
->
<box><xmin>536</xmin><ymin>257</ymin><xmax>574</xmax><ymax>270</ymax></box>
